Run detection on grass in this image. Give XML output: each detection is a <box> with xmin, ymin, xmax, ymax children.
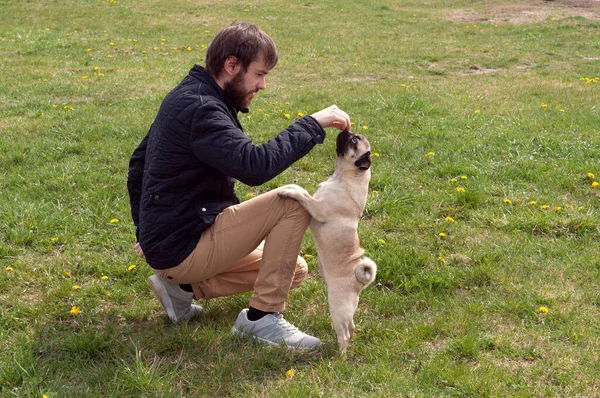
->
<box><xmin>1</xmin><ymin>0</ymin><xmax>600</xmax><ymax>396</ymax></box>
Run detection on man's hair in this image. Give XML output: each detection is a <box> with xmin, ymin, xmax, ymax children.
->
<box><xmin>205</xmin><ymin>23</ymin><xmax>278</xmax><ymax>78</ymax></box>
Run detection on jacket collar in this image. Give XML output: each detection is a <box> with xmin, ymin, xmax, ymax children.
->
<box><xmin>189</xmin><ymin>65</ymin><xmax>249</xmax><ymax>114</ymax></box>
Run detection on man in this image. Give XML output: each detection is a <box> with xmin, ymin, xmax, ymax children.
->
<box><xmin>127</xmin><ymin>22</ymin><xmax>351</xmax><ymax>349</ymax></box>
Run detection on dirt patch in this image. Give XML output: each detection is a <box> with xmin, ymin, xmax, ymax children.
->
<box><xmin>445</xmin><ymin>0</ymin><xmax>600</xmax><ymax>25</ymax></box>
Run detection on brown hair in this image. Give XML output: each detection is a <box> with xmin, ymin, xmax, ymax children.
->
<box><xmin>205</xmin><ymin>23</ymin><xmax>278</xmax><ymax>79</ymax></box>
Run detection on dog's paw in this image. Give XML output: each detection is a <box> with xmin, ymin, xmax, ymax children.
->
<box><xmin>277</xmin><ymin>184</ymin><xmax>309</xmax><ymax>199</ymax></box>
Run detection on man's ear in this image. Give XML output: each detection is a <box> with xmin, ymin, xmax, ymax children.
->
<box><xmin>223</xmin><ymin>56</ymin><xmax>239</xmax><ymax>77</ymax></box>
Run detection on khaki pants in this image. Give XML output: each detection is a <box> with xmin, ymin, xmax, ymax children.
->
<box><xmin>152</xmin><ymin>187</ymin><xmax>310</xmax><ymax>313</ymax></box>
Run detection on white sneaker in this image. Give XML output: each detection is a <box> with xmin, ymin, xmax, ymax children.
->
<box><xmin>148</xmin><ymin>274</ymin><xmax>203</xmax><ymax>323</ymax></box>
<box><xmin>231</xmin><ymin>309</ymin><xmax>320</xmax><ymax>350</ymax></box>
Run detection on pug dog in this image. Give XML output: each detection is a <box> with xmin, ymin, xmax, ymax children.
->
<box><xmin>278</xmin><ymin>130</ymin><xmax>377</xmax><ymax>353</ymax></box>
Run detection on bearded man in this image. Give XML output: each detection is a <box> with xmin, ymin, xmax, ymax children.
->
<box><xmin>127</xmin><ymin>22</ymin><xmax>351</xmax><ymax>349</ymax></box>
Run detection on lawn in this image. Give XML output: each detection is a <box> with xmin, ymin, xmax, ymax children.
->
<box><xmin>1</xmin><ymin>0</ymin><xmax>600</xmax><ymax>396</ymax></box>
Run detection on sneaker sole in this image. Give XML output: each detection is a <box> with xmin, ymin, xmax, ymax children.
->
<box><xmin>148</xmin><ymin>275</ymin><xmax>179</xmax><ymax>323</ymax></box>
<box><xmin>230</xmin><ymin>326</ymin><xmax>316</xmax><ymax>350</ymax></box>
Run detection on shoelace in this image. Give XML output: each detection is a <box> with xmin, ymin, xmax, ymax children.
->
<box><xmin>273</xmin><ymin>313</ymin><xmax>299</xmax><ymax>333</ymax></box>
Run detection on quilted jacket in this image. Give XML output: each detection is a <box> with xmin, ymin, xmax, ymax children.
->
<box><xmin>127</xmin><ymin>65</ymin><xmax>326</xmax><ymax>269</ymax></box>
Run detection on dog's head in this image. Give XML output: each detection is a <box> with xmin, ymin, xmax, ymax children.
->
<box><xmin>336</xmin><ymin>130</ymin><xmax>371</xmax><ymax>170</ymax></box>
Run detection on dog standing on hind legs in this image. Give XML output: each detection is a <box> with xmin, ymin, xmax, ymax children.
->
<box><xmin>278</xmin><ymin>130</ymin><xmax>377</xmax><ymax>353</ymax></box>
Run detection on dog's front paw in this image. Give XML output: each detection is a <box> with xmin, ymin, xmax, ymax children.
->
<box><xmin>277</xmin><ymin>184</ymin><xmax>309</xmax><ymax>199</ymax></box>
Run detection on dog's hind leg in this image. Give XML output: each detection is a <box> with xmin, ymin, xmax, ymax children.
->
<box><xmin>327</xmin><ymin>282</ymin><xmax>359</xmax><ymax>353</ymax></box>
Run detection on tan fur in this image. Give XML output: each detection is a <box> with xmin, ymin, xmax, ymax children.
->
<box><xmin>278</xmin><ymin>131</ymin><xmax>376</xmax><ymax>353</ymax></box>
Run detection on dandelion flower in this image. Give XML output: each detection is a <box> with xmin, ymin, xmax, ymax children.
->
<box><xmin>451</xmin><ymin>178</ymin><xmax>458</xmax><ymax>183</ymax></box>
<box><xmin>81</xmin><ymin>75</ymin><xmax>88</xmax><ymax>79</ymax></box>
<box><xmin>5</xmin><ymin>267</ymin><xmax>13</xmax><ymax>272</ymax></box>
<box><xmin>539</xmin><ymin>306</ymin><xmax>548</xmax><ymax>313</ymax></box>
<box><xmin>101</xmin><ymin>275</ymin><xmax>109</xmax><ymax>280</ymax></box>
<box><xmin>425</xmin><ymin>151</ymin><xmax>434</xmax><ymax>157</ymax></box>
<box><xmin>64</xmin><ymin>271</ymin><xmax>71</xmax><ymax>278</ymax></box>
<box><xmin>372</xmin><ymin>190</ymin><xmax>379</xmax><ymax>194</ymax></box>
<box><xmin>456</xmin><ymin>187</ymin><xmax>465</xmax><ymax>193</ymax></box>
<box><xmin>70</xmin><ymin>306</ymin><xmax>81</xmax><ymax>316</ymax></box>
<box><xmin>297</xmin><ymin>112</ymin><xmax>304</xmax><ymax>118</ymax></box>
<box><xmin>460</xmin><ymin>175</ymin><xmax>467</xmax><ymax>180</ymax></box>
<box><xmin>372</xmin><ymin>152</ymin><xmax>380</xmax><ymax>157</ymax></box>
<box><xmin>378</xmin><ymin>239</ymin><xmax>386</xmax><ymax>244</ymax></box>
<box><xmin>110</xmin><ymin>218</ymin><xmax>119</xmax><ymax>223</ymax></box>
<box><xmin>362</xmin><ymin>125</ymin><xmax>368</xmax><ymax>130</ymax></box>
<box><xmin>94</xmin><ymin>66</ymin><xmax>99</xmax><ymax>71</ymax></box>
<box><xmin>592</xmin><ymin>182</ymin><xmax>599</xmax><ymax>188</ymax></box>
<box><xmin>303</xmin><ymin>254</ymin><xmax>313</xmax><ymax>259</ymax></box>
<box><xmin>445</xmin><ymin>216</ymin><xmax>455</xmax><ymax>223</ymax></box>
<box><xmin>503</xmin><ymin>199</ymin><xmax>512</xmax><ymax>205</ymax></box>
<box><xmin>438</xmin><ymin>255</ymin><xmax>446</xmax><ymax>264</ymax></box>
<box><xmin>540</xmin><ymin>104</ymin><xmax>548</xmax><ymax>110</ymax></box>
<box><xmin>50</xmin><ymin>237</ymin><xmax>59</xmax><ymax>243</ymax></box>
<box><xmin>474</xmin><ymin>109</ymin><xmax>480</xmax><ymax>114</ymax></box>
<box><xmin>529</xmin><ymin>201</ymin><xmax>537</xmax><ymax>206</ymax></box>
<box><xmin>578</xmin><ymin>206</ymin><xmax>584</xmax><ymax>211</ymax></box>
<box><xmin>286</xmin><ymin>369</ymin><xmax>295</xmax><ymax>377</ymax></box>
<box><xmin>438</xmin><ymin>232</ymin><xmax>446</xmax><ymax>238</ymax></box>
<box><xmin>540</xmin><ymin>205</ymin><xmax>550</xmax><ymax>210</ymax></box>
<box><xmin>587</xmin><ymin>172</ymin><xmax>595</xmax><ymax>180</ymax></box>
<box><xmin>109</xmin><ymin>42</ymin><xmax>115</xmax><ymax>46</ymax></box>
<box><xmin>128</xmin><ymin>264</ymin><xmax>137</xmax><ymax>271</ymax></box>
<box><xmin>284</xmin><ymin>113</ymin><xmax>290</xmax><ymax>119</ymax></box>
<box><xmin>246</xmin><ymin>193</ymin><xmax>254</xmax><ymax>198</ymax></box>
<box><xmin>186</xmin><ymin>46</ymin><xmax>192</xmax><ymax>51</ymax></box>
<box><xmin>72</xmin><ymin>285</ymin><xmax>81</xmax><ymax>291</ymax></box>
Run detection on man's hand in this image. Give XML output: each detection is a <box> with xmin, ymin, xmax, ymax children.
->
<box><xmin>311</xmin><ymin>105</ymin><xmax>351</xmax><ymax>131</ymax></box>
<box><xmin>134</xmin><ymin>242</ymin><xmax>145</xmax><ymax>259</ymax></box>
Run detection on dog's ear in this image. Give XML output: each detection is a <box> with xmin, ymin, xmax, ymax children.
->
<box><xmin>336</xmin><ymin>130</ymin><xmax>351</xmax><ymax>157</ymax></box>
<box><xmin>354</xmin><ymin>152</ymin><xmax>372</xmax><ymax>170</ymax></box>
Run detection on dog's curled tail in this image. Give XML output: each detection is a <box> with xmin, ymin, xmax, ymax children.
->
<box><xmin>355</xmin><ymin>257</ymin><xmax>377</xmax><ymax>286</ymax></box>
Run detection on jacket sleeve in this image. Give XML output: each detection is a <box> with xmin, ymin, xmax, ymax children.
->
<box><xmin>189</xmin><ymin>102</ymin><xmax>326</xmax><ymax>186</ymax></box>
<box><xmin>127</xmin><ymin>134</ymin><xmax>148</xmax><ymax>240</ymax></box>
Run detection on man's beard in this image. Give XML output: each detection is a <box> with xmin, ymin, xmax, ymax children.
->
<box><xmin>223</xmin><ymin>71</ymin><xmax>253</xmax><ymax>110</ymax></box>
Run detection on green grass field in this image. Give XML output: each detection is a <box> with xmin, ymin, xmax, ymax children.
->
<box><xmin>1</xmin><ymin>0</ymin><xmax>600</xmax><ymax>396</ymax></box>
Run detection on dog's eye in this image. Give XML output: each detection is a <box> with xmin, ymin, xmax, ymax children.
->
<box><xmin>351</xmin><ymin>137</ymin><xmax>358</xmax><ymax>144</ymax></box>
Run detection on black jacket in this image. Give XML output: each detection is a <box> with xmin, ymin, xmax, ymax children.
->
<box><xmin>127</xmin><ymin>65</ymin><xmax>326</xmax><ymax>269</ymax></box>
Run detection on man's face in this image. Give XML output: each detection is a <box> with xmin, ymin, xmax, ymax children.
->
<box><xmin>223</xmin><ymin>55</ymin><xmax>270</xmax><ymax>109</ymax></box>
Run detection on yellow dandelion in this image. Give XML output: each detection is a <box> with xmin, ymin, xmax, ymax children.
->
<box><xmin>578</xmin><ymin>206</ymin><xmax>584</xmax><ymax>211</ymax></box>
<box><xmin>72</xmin><ymin>285</ymin><xmax>81</xmax><ymax>291</ymax></box>
<box><xmin>460</xmin><ymin>175</ymin><xmax>467</xmax><ymax>180</ymax></box>
<box><xmin>540</xmin><ymin>205</ymin><xmax>550</xmax><ymax>210</ymax></box>
<box><xmin>438</xmin><ymin>232</ymin><xmax>446</xmax><ymax>238</ymax></box>
<box><xmin>378</xmin><ymin>239</ymin><xmax>386</xmax><ymax>244</ymax></box>
<box><xmin>70</xmin><ymin>306</ymin><xmax>81</xmax><ymax>316</ymax></box>
<box><xmin>456</xmin><ymin>187</ymin><xmax>465</xmax><ymax>193</ymax></box>
<box><xmin>566</xmin><ymin>204</ymin><xmax>573</xmax><ymax>209</ymax></box>
<box><xmin>303</xmin><ymin>254</ymin><xmax>313</xmax><ymax>259</ymax></box>
<box><xmin>554</xmin><ymin>206</ymin><xmax>561</xmax><ymax>212</ymax></box>
<box><xmin>362</xmin><ymin>125</ymin><xmax>368</xmax><ymax>130</ymax></box>
<box><xmin>438</xmin><ymin>255</ymin><xmax>446</xmax><ymax>264</ymax></box>
<box><xmin>593</xmin><ymin>182</ymin><xmax>599</xmax><ymax>188</ymax></box>
<box><xmin>142</xmin><ymin>50</ymin><xmax>147</xmax><ymax>54</ymax></box>
<box><xmin>186</xmin><ymin>46</ymin><xmax>192</xmax><ymax>51</ymax></box>
<box><xmin>64</xmin><ymin>271</ymin><xmax>71</xmax><ymax>278</ymax></box>
<box><xmin>445</xmin><ymin>216</ymin><xmax>455</xmax><ymax>223</ymax></box>
<box><xmin>153</xmin><ymin>46</ymin><xmax>158</xmax><ymax>51</ymax></box>
<box><xmin>101</xmin><ymin>275</ymin><xmax>109</xmax><ymax>280</ymax></box>
<box><xmin>5</xmin><ymin>267</ymin><xmax>13</xmax><ymax>272</ymax></box>
<box><xmin>286</xmin><ymin>369</ymin><xmax>295</xmax><ymax>377</ymax></box>
<box><xmin>297</xmin><ymin>112</ymin><xmax>304</xmax><ymax>118</ymax></box>
<box><xmin>503</xmin><ymin>199</ymin><xmax>512</xmax><ymax>205</ymax></box>
<box><xmin>246</xmin><ymin>193</ymin><xmax>254</xmax><ymax>198</ymax></box>
<box><xmin>284</xmin><ymin>113</ymin><xmax>290</xmax><ymax>119</ymax></box>
<box><xmin>451</xmin><ymin>177</ymin><xmax>458</xmax><ymax>183</ymax></box>
<box><xmin>539</xmin><ymin>306</ymin><xmax>548</xmax><ymax>313</ymax></box>
<box><xmin>587</xmin><ymin>172</ymin><xmax>595</xmax><ymax>179</ymax></box>
<box><xmin>540</xmin><ymin>104</ymin><xmax>548</xmax><ymax>110</ymax></box>
<box><xmin>372</xmin><ymin>152</ymin><xmax>380</xmax><ymax>157</ymax></box>
<box><xmin>98</xmin><ymin>73</ymin><xmax>105</xmax><ymax>77</ymax></box>
<box><xmin>128</xmin><ymin>264</ymin><xmax>137</xmax><ymax>271</ymax></box>
<box><xmin>474</xmin><ymin>109</ymin><xmax>480</xmax><ymax>114</ymax></box>
<box><xmin>81</xmin><ymin>75</ymin><xmax>88</xmax><ymax>79</ymax></box>
<box><xmin>110</xmin><ymin>218</ymin><xmax>119</xmax><ymax>223</ymax></box>
<box><xmin>109</xmin><ymin>42</ymin><xmax>115</xmax><ymax>46</ymax></box>
<box><xmin>85</xmin><ymin>48</ymin><xmax>92</xmax><ymax>52</ymax></box>
<box><xmin>425</xmin><ymin>151</ymin><xmax>434</xmax><ymax>157</ymax></box>
<box><xmin>50</xmin><ymin>237</ymin><xmax>59</xmax><ymax>243</ymax></box>
<box><xmin>529</xmin><ymin>201</ymin><xmax>537</xmax><ymax>206</ymax></box>
<box><xmin>93</xmin><ymin>66</ymin><xmax>99</xmax><ymax>71</ymax></box>
<box><xmin>560</xmin><ymin>109</ymin><xmax>565</xmax><ymax>113</ymax></box>
<box><xmin>372</xmin><ymin>190</ymin><xmax>379</xmax><ymax>194</ymax></box>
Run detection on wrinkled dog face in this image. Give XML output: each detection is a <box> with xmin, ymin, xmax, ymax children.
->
<box><xmin>336</xmin><ymin>130</ymin><xmax>372</xmax><ymax>170</ymax></box>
